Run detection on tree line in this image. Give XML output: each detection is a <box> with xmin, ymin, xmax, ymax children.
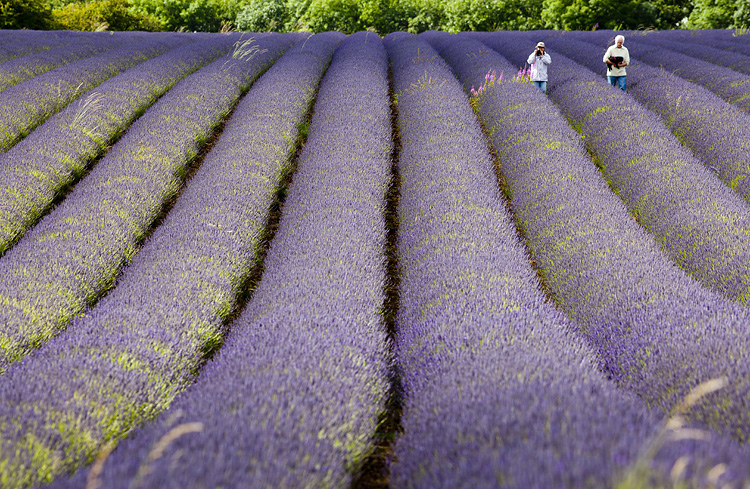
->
<box><xmin>1</xmin><ymin>0</ymin><xmax>749</xmax><ymax>33</ymax></box>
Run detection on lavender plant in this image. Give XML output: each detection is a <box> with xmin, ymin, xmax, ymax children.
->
<box><xmin>0</xmin><ymin>34</ymin><xmax>188</xmax><ymax>152</ymax></box>
<box><xmin>634</xmin><ymin>34</ymin><xmax>750</xmax><ymax>76</ymax></box>
<box><xmin>0</xmin><ymin>35</ymin><xmax>125</xmax><ymax>93</ymax></box>
<box><xmin>0</xmin><ymin>35</ymin><xmax>251</xmax><ymax>255</ymax></box>
<box><xmin>0</xmin><ymin>35</ymin><xmax>299</xmax><ymax>370</ymax></box>
<box><xmin>550</xmin><ymin>28</ymin><xmax>750</xmax><ymax>107</ymax></box>
<box><xmin>534</xmin><ymin>35</ymin><xmax>750</xmax><ymax>206</ymax></box>
<box><xmin>0</xmin><ymin>30</ymin><xmax>84</xmax><ymax>64</ymax></box>
<box><xmin>674</xmin><ymin>31</ymin><xmax>750</xmax><ymax>58</ymax></box>
<box><xmin>624</xmin><ymin>38</ymin><xmax>750</xmax><ymax>113</ymax></box>
<box><xmin>0</xmin><ymin>32</ymin><xmax>330</xmax><ymax>489</ymax></box>
<box><xmin>382</xmin><ymin>31</ymin><xmax>750</xmax><ymax>489</ymax></box>
<box><xmin>482</xmin><ymin>37</ymin><xmax>750</xmax><ymax>305</ymax></box>
<box><xmin>430</xmin><ymin>33</ymin><xmax>750</xmax><ymax>449</ymax></box>
<box><xmin>389</xmin><ymin>31</ymin><xmax>638</xmax><ymax>488</ymax></box>
<box><xmin>47</xmin><ymin>30</ymin><xmax>392</xmax><ymax>489</ymax></box>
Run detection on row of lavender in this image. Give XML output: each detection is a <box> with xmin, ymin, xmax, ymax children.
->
<box><xmin>476</xmin><ymin>33</ymin><xmax>750</xmax><ymax>305</ymax></box>
<box><xmin>50</xmin><ymin>30</ymin><xmax>391</xmax><ymax>489</ymax></box>
<box><xmin>39</xmin><ymin>31</ymin><xmax>748</xmax><ymax>487</ymax></box>
<box><xmin>0</xmin><ymin>30</ymin><xmax>101</xmax><ymax>64</ymax></box>
<box><xmin>639</xmin><ymin>28</ymin><xmax>750</xmax><ymax>59</ymax></box>
<box><xmin>440</xmin><ymin>31</ymin><xmax>750</xmax><ymax>440</ymax></box>
<box><xmin>0</xmin><ymin>32</ymin><xmax>213</xmax><ymax>94</ymax></box>
<box><xmin>530</xmin><ymin>30</ymin><xmax>750</xmax><ymax>203</ymax></box>
<box><xmin>0</xmin><ymin>34</ymin><xmax>120</xmax><ymax>92</ymax></box>
<box><xmin>601</xmin><ymin>31</ymin><xmax>750</xmax><ymax>112</ymax></box>
<box><xmin>0</xmin><ymin>31</ymin><xmax>332</xmax><ymax>488</ymax></box>
<box><xmin>0</xmin><ymin>33</ymin><xmax>306</xmax><ymax>371</ymax></box>
<box><xmin>0</xmin><ymin>32</ymin><xmax>200</xmax><ymax>152</ymax></box>
<box><xmin>382</xmin><ymin>32</ymin><xmax>725</xmax><ymax>488</ymax></box>
<box><xmin>0</xmin><ymin>35</ymin><xmax>236</xmax><ymax>254</ymax></box>
<box><xmin>0</xmin><ymin>32</ymin><xmax>201</xmax><ymax>93</ymax></box>
<box><xmin>0</xmin><ymin>29</ymin><xmax>749</xmax><ymax>488</ymax></box>
<box><xmin>424</xmin><ymin>31</ymin><xmax>750</xmax><ymax>485</ymax></box>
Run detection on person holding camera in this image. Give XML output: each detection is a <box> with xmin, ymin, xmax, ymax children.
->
<box><xmin>527</xmin><ymin>41</ymin><xmax>551</xmax><ymax>93</ymax></box>
<box><xmin>603</xmin><ymin>35</ymin><xmax>629</xmax><ymax>91</ymax></box>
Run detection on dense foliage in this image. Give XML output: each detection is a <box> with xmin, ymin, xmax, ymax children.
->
<box><xmin>51</xmin><ymin>0</ymin><xmax>161</xmax><ymax>31</ymax></box>
<box><xmin>0</xmin><ymin>0</ymin><xmax>52</xmax><ymax>29</ymax></box>
<box><xmin>1</xmin><ymin>0</ymin><xmax>749</xmax><ymax>32</ymax></box>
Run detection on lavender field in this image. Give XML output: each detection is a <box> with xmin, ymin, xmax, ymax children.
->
<box><xmin>1</xmin><ymin>27</ymin><xmax>750</xmax><ymax>489</ymax></box>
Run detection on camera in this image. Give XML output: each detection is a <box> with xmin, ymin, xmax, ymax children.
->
<box><xmin>536</xmin><ymin>48</ymin><xmax>543</xmax><ymax>56</ymax></box>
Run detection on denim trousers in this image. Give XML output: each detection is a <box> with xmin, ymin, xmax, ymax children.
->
<box><xmin>607</xmin><ymin>75</ymin><xmax>626</xmax><ymax>91</ymax></box>
<box><xmin>533</xmin><ymin>80</ymin><xmax>547</xmax><ymax>93</ymax></box>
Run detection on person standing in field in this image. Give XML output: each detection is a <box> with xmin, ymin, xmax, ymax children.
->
<box><xmin>527</xmin><ymin>41</ymin><xmax>551</xmax><ymax>93</ymax></box>
<box><xmin>604</xmin><ymin>35</ymin><xmax>629</xmax><ymax>91</ymax></box>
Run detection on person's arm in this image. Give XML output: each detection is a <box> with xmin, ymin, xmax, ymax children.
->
<box><xmin>603</xmin><ymin>46</ymin><xmax>612</xmax><ymax>64</ymax></box>
<box><xmin>542</xmin><ymin>52</ymin><xmax>551</xmax><ymax>65</ymax></box>
<box><xmin>527</xmin><ymin>52</ymin><xmax>536</xmax><ymax>65</ymax></box>
<box><xmin>621</xmin><ymin>48</ymin><xmax>630</xmax><ymax>67</ymax></box>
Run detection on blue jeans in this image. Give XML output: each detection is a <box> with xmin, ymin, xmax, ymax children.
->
<box><xmin>608</xmin><ymin>75</ymin><xmax>626</xmax><ymax>91</ymax></box>
<box><xmin>533</xmin><ymin>80</ymin><xmax>547</xmax><ymax>93</ymax></box>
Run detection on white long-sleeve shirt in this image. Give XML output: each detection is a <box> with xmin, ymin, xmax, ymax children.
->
<box><xmin>603</xmin><ymin>45</ymin><xmax>630</xmax><ymax>76</ymax></box>
<box><xmin>527</xmin><ymin>51</ymin><xmax>551</xmax><ymax>82</ymax></box>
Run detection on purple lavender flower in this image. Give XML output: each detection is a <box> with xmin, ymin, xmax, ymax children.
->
<box><xmin>0</xmin><ymin>35</ymin><xmax>302</xmax><ymax>255</ymax></box>
<box><xmin>635</xmin><ymin>33</ymin><xmax>750</xmax><ymax>76</ymax></box>
<box><xmin>386</xmin><ymin>30</ymin><xmax>750</xmax><ymax>488</ymax></box>
<box><xmin>44</xmin><ymin>31</ymin><xmax>393</xmax><ymax>489</ymax></box>
<box><xmin>429</xmin><ymin>31</ymin><xmax>750</xmax><ymax>454</ymax></box>
<box><xmin>625</xmin><ymin>37</ymin><xmax>750</xmax><ymax>113</ymax></box>
<box><xmin>0</xmin><ymin>32</ymin><xmax>333</xmax><ymax>489</ymax></box>
<box><xmin>0</xmin><ymin>30</ymin><xmax>87</xmax><ymax>64</ymax></box>
<box><xmin>480</xmin><ymin>35</ymin><xmax>750</xmax><ymax>305</ymax></box>
<box><xmin>0</xmin><ymin>35</ymin><xmax>303</xmax><ymax>370</ymax></box>
<box><xmin>0</xmin><ymin>26</ymin><xmax>749</xmax><ymax>489</ymax></box>
<box><xmin>0</xmin><ymin>34</ymin><xmax>189</xmax><ymax>152</ymax></box>
<box><xmin>522</xmin><ymin>34</ymin><xmax>750</xmax><ymax>207</ymax></box>
<box><xmin>0</xmin><ymin>35</ymin><xmax>124</xmax><ymax>92</ymax></box>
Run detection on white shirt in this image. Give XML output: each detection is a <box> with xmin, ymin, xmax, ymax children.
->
<box><xmin>526</xmin><ymin>51</ymin><xmax>551</xmax><ymax>82</ymax></box>
<box><xmin>603</xmin><ymin>45</ymin><xmax>629</xmax><ymax>77</ymax></box>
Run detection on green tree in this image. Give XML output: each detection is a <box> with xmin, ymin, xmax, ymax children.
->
<box><xmin>51</xmin><ymin>0</ymin><xmax>161</xmax><ymax>30</ymax></box>
<box><xmin>443</xmin><ymin>0</ymin><xmax>543</xmax><ymax>31</ymax></box>
<box><xmin>357</xmin><ymin>0</ymin><xmax>382</xmax><ymax>28</ymax></box>
<box><xmin>300</xmin><ymin>0</ymin><xmax>360</xmax><ymax>33</ymax></box>
<box><xmin>649</xmin><ymin>0</ymin><xmax>691</xmax><ymax>28</ymax></box>
<box><xmin>541</xmin><ymin>0</ymin><xmax>657</xmax><ymax>30</ymax></box>
<box><xmin>180</xmin><ymin>0</ymin><xmax>224</xmax><ymax>31</ymax></box>
<box><xmin>129</xmin><ymin>0</ymin><xmax>242</xmax><ymax>31</ymax></box>
<box><xmin>541</xmin><ymin>0</ymin><xmax>594</xmax><ymax>29</ymax></box>
<box><xmin>0</xmin><ymin>0</ymin><xmax>53</xmax><ymax>29</ymax></box>
<box><xmin>507</xmin><ymin>0</ymin><xmax>546</xmax><ymax>29</ymax></box>
<box><xmin>283</xmin><ymin>0</ymin><xmax>312</xmax><ymax>30</ymax></box>
<box><xmin>735</xmin><ymin>0</ymin><xmax>750</xmax><ymax>27</ymax></box>
<box><xmin>685</xmin><ymin>0</ymin><xmax>734</xmax><ymax>28</ymax></box>
<box><xmin>404</xmin><ymin>0</ymin><xmax>444</xmax><ymax>33</ymax></box>
<box><xmin>357</xmin><ymin>0</ymin><xmax>412</xmax><ymax>33</ymax></box>
<box><xmin>48</xmin><ymin>0</ymin><xmax>79</xmax><ymax>8</ymax></box>
<box><xmin>281</xmin><ymin>0</ymin><xmax>420</xmax><ymax>34</ymax></box>
<box><xmin>235</xmin><ymin>0</ymin><xmax>286</xmax><ymax>31</ymax></box>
